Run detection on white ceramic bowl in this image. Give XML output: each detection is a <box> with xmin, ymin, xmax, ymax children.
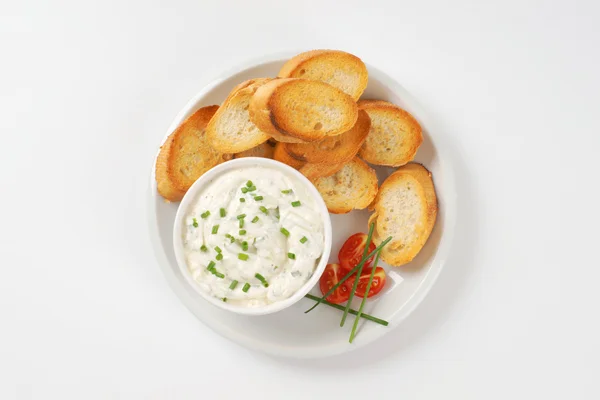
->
<box><xmin>172</xmin><ymin>157</ymin><xmax>333</xmax><ymax>316</ymax></box>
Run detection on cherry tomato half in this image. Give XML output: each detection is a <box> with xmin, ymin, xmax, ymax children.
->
<box><xmin>345</xmin><ymin>267</ymin><xmax>387</xmax><ymax>298</ymax></box>
<box><xmin>319</xmin><ymin>263</ymin><xmax>351</xmax><ymax>304</ymax></box>
<box><xmin>339</xmin><ymin>233</ymin><xmax>377</xmax><ymax>273</ymax></box>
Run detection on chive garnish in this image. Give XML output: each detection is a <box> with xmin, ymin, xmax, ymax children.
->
<box><xmin>213</xmin><ymin>271</ymin><xmax>224</xmax><ymax>279</ymax></box>
<box><xmin>239</xmin><ymin>229</ymin><xmax>246</xmax><ymax>235</ymax></box>
<box><xmin>304</xmin><ymin>294</ymin><xmax>388</xmax><ymax>326</ymax></box>
<box><xmin>259</xmin><ymin>206</ymin><xmax>268</xmax><ymax>215</ymax></box>
<box><xmin>241</xmin><ymin>187</ymin><xmax>248</xmax><ymax>193</ymax></box>
<box><xmin>238</xmin><ymin>253</ymin><xmax>249</xmax><ymax>261</ymax></box>
<box><xmin>192</xmin><ymin>218</ymin><xmax>198</xmax><ymax>228</ymax></box>
<box><xmin>240</xmin><ymin>198</ymin><xmax>246</xmax><ymax>202</ymax></box>
<box><xmin>207</xmin><ymin>261</ymin><xmax>216</xmax><ymax>271</ymax></box>
<box><xmin>246</xmin><ymin>180</ymin><xmax>253</xmax><ymax>188</ymax></box>
<box><xmin>300</xmin><ymin>236</ymin><xmax>308</xmax><ymax>244</ymax></box>
<box><xmin>280</xmin><ymin>227</ymin><xmax>290</xmax><ymax>237</ymax></box>
<box><xmin>304</xmin><ymin>236</ymin><xmax>392</xmax><ymax>314</ymax></box>
<box><xmin>255</xmin><ymin>273</ymin><xmax>269</xmax><ymax>287</ymax></box>
<box><xmin>242</xmin><ymin>283</ymin><xmax>251</xmax><ymax>292</ymax></box>
<box><xmin>341</xmin><ymin>223</ymin><xmax>375</xmax><ymax>327</ymax></box>
<box><xmin>241</xmin><ymin>241</ymin><xmax>248</xmax><ymax>251</ymax></box>
<box><xmin>239</xmin><ymin>219</ymin><xmax>244</xmax><ymax>228</ymax></box>
<box><xmin>251</xmin><ymin>216</ymin><xmax>259</xmax><ymax>223</ymax></box>
<box><xmin>214</xmin><ymin>246</ymin><xmax>222</xmax><ymax>253</ymax></box>
<box><xmin>350</xmin><ymin>250</ymin><xmax>382</xmax><ymax>342</ymax></box>
<box><xmin>211</xmin><ymin>225</ymin><xmax>219</xmax><ymax>234</ymax></box>
<box><xmin>225</xmin><ymin>233</ymin><xmax>235</xmax><ymax>243</ymax></box>
<box><xmin>220</xmin><ymin>208</ymin><xmax>226</xmax><ymax>217</ymax></box>
<box><xmin>237</xmin><ymin>214</ymin><xmax>246</xmax><ymax>220</ymax></box>
<box><xmin>281</xmin><ymin>189</ymin><xmax>292</xmax><ymax>194</ymax></box>
<box><xmin>291</xmin><ymin>201</ymin><xmax>301</xmax><ymax>207</ymax></box>
<box><xmin>288</xmin><ymin>252</ymin><xmax>296</xmax><ymax>260</ymax></box>
<box><xmin>229</xmin><ymin>280</ymin><xmax>238</xmax><ymax>290</ymax></box>
<box><xmin>247</xmin><ymin>186</ymin><xmax>257</xmax><ymax>192</ymax></box>
<box><xmin>216</xmin><ymin>253</ymin><xmax>223</xmax><ymax>261</ymax></box>
<box><xmin>200</xmin><ymin>245</ymin><xmax>208</xmax><ymax>252</ymax></box>
<box><xmin>254</xmin><ymin>196</ymin><xmax>264</xmax><ymax>201</ymax></box>
<box><xmin>222</xmin><ymin>297</ymin><xmax>227</xmax><ymax>302</ymax></box>
<box><xmin>201</xmin><ymin>211</ymin><xmax>210</xmax><ymax>219</ymax></box>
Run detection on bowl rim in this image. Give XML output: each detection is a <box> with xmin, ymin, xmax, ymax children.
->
<box><xmin>172</xmin><ymin>156</ymin><xmax>333</xmax><ymax>316</ymax></box>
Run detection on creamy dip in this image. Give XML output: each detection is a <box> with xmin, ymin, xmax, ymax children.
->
<box><xmin>182</xmin><ymin>166</ymin><xmax>325</xmax><ymax>307</ymax></box>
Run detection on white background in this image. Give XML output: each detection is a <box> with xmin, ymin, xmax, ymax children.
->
<box><xmin>1</xmin><ymin>0</ymin><xmax>599</xmax><ymax>398</ymax></box>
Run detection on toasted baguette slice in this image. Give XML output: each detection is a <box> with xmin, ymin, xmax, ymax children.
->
<box><xmin>155</xmin><ymin>105</ymin><xmax>230</xmax><ymax>202</ymax></box>
<box><xmin>299</xmin><ymin>161</ymin><xmax>345</xmax><ymax>180</ymax></box>
<box><xmin>206</xmin><ymin>78</ymin><xmax>271</xmax><ymax>153</ymax></box>
<box><xmin>278</xmin><ymin>50</ymin><xmax>368</xmax><ymax>100</ymax></box>
<box><xmin>358</xmin><ymin>100</ymin><xmax>423</xmax><ymax>167</ymax></box>
<box><xmin>234</xmin><ymin>142</ymin><xmax>275</xmax><ymax>159</ymax></box>
<box><xmin>285</xmin><ymin>109</ymin><xmax>370</xmax><ymax>165</ymax></box>
<box><xmin>368</xmin><ymin>163</ymin><xmax>437</xmax><ymax>266</ymax></box>
<box><xmin>273</xmin><ymin>143</ymin><xmax>305</xmax><ymax>170</ymax></box>
<box><xmin>249</xmin><ymin>78</ymin><xmax>358</xmax><ymax>142</ymax></box>
<box><xmin>312</xmin><ymin>157</ymin><xmax>378</xmax><ymax>214</ymax></box>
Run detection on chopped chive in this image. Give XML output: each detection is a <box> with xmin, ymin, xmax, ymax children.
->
<box><xmin>242</xmin><ymin>283</ymin><xmax>251</xmax><ymax>293</ymax></box>
<box><xmin>238</xmin><ymin>253</ymin><xmax>249</xmax><ymax>261</ymax></box>
<box><xmin>274</xmin><ymin>266</ymin><xmax>278</xmax><ymax>270</ymax></box>
<box><xmin>274</xmin><ymin>207</ymin><xmax>280</xmax><ymax>220</ymax></box>
<box><xmin>241</xmin><ymin>187</ymin><xmax>248</xmax><ymax>193</ymax></box>
<box><xmin>229</xmin><ymin>280</ymin><xmax>238</xmax><ymax>290</ymax></box>
<box><xmin>192</xmin><ymin>218</ymin><xmax>198</xmax><ymax>228</ymax></box>
<box><xmin>251</xmin><ymin>216</ymin><xmax>259</xmax><ymax>223</ymax></box>
<box><xmin>239</xmin><ymin>219</ymin><xmax>244</xmax><ymax>229</ymax></box>
<box><xmin>247</xmin><ymin>186</ymin><xmax>257</xmax><ymax>192</ymax></box>
<box><xmin>280</xmin><ymin>227</ymin><xmax>290</xmax><ymax>237</ymax></box>
<box><xmin>288</xmin><ymin>252</ymin><xmax>296</xmax><ymax>260</ymax></box>
<box><xmin>207</xmin><ymin>261</ymin><xmax>216</xmax><ymax>271</ymax></box>
<box><xmin>200</xmin><ymin>245</ymin><xmax>208</xmax><ymax>252</ymax></box>
<box><xmin>214</xmin><ymin>271</ymin><xmax>225</xmax><ymax>279</ymax></box>
<box><xmin>300</xmin><ymin>236</ymin><xmax>308</xmax><ymax>244</ymax></box>
<box><xmin>222</xmin><ymin>297</ymin><xmax>227</xmax><ymax>302</ymax></box>
<box><xmin>239</xmin><ymin>229</ymin><xmax>247</xmax><ymax>235</ymax></box>
<box><xmin>255</xmin><ymin>273</ymin><xmax>269</xmax><ymax>287</ymax></box>
<box><xmin>216</xmin><ymin>253</ymin><xmax>223</xmax><ymax>261</ymax></box>
<box><xmin>259</xmin><ymin>206</ymin><xmax>268</xmax><ymax>215</ymax></box>
<box><xmin>254</xmin><ymin>196</ymin><xmax>264</xmax><ymax>201</ymax></box>
<box><xmin>225</xmin><ymin>233</ymin><xmax>235</xmax><ymax>243</ymax></box>
<box><xmin>214</xmin><ymin>246</ymin><xmax>222</xmax><ymax>253</ymax></box>
<box><xmin>281</xmin><ymin>189</ymin><xmax>292</xmax><ymax>194</ymax></box>
<box><xmin>220</xmin><ymin>208</ymin><xmax>226</xmax><ymax>217</ymax></box>
<box><xmin>211</xmin><ymin>225</ymin><xmax>219</xmax><ymax>234</ymax></box>
<box><xmin>242</xmin><ymin>241</ymin><xmax>248</xmax><ymax>251</ymax></box>
<box><xmin>237</xmin><ymin>214</ymin><xmax>246</xmax><ymax>220</ymax></box>
<box><xmin>239</xmin><ymin>198</ymin><xmax>246</xmax><ymax>202</ymax></box>
<box><xmin>201</xmin><ymin>211</ymin><xmax>210</xmax><ymax>219</ymax></box>
<box><xmin>291</xmin><ymin>200</ymin><xmax>301</xmax><ymax>207</ymax></box>
<box><xmin>246</xmin><ymin>180</ymin><xmax>253</xmax><ymax>188</ymax></box>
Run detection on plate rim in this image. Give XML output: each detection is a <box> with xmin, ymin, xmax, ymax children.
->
<box><xmin>147</xmin><ymin>52</ymin><xmax>458</xmax><ymax>358</ymax></box>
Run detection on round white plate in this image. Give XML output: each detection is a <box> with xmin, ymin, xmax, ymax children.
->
<box><xmin>148</xmin><ymin>53</ymin><xmax>457</xmax><ymax>358</ymax></box>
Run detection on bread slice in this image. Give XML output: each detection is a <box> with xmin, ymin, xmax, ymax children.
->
<box><xmin>358</xmin><ymin>100</ymin><xmax>423</xmax><ymax>167</ymax></box>
<box><xmin>311</xmin><ymin>157</ymin><xmax>378</xmax><ymax>214</ymax></box>
<box><xmin>155</xmin><ymin>105</ymin><xmax>230</xmax><ymax>202</ymax></box>
<box><xmin>278</xmin><ymin>50</ymin><xmax>368</xmax><ymax>100</ymax></box>
<box><xmin>273</xmin><ymin>143</ymin><xmax>305</xmax><ymax>170</ymax></box>
<box><xmin>249</xmin><ymin>78</ymin><xmax>358</xmax><ymax>143</ymax></box>
<box><xmin>285</xmin><ymin>109</ymin><xmax>370</xmax><ymax>165</ymax></box>
<box><xmin>299</xmin><ymin>161</ymin><xmax>345</xmax><ymax>180</ymax></box>
<box><xmin>234</xmin><ymin>142</ymin><xmax>275</xmax><ymax>159</ymax></box>
<box><xmin>368</xmin><ymin>163</ymin><xmax>437</xmax><ymax>266</ymax></box>
<box><xmin>206</xmin><ymin>78</ymin><xmax>271</xmax><ymax>153</ymax></box>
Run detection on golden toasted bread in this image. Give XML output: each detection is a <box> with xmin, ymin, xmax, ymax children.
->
<box><xmin>358</xmin><ymin>100</ymin><xmax>423</xmax><ymax>167</ymax></box>
<box><xmin>155</xmin><ymin>105</ymin><xmax>230</xmax><ymax>202</ymax></box>
<box><xmin>234</xmin><ymin>142</ymin><xmax>275</xmax><ymax>159</ymax></box>
<box><xmin>285</xmin><ymin>109</ymin><xmax>370</xmax><ymax>164</ymax></box>
<box><xmin>273</xmin><ymin>143</ymin><xmax>305</xmax><ymax>170</ymax></box>
<box><xmin>368</xmin><ymin>163</ymin><xmax>437</xmax><ymax>266</ymax></box>
<box><xmin>249</xmin><ymin>78</ymin><xmax>358</xmax><ymax>143</ymax></box>
<box><xmin>299</xmin><ymin>162</ymin><xmax>345</xmax><ymax>180</ymax></box>
<box><xmin>206</xmin><ymin>78</ymin><xmax>271</xmax><ymax>153</ymax></box>
<box><xmin>311</xmin><ymin>157</ymin><xmax>378</xmax><ymax>214</ymax></box>
<box><xmin>278</xmin><ymin>50</ymin><xmax>368</xmax><ymax>100</ymax></box>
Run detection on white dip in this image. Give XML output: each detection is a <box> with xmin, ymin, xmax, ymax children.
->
<box><xmin>182</xmin><ymin>166</ymin><xmax>324</xmax><ymax>307</ymax></box>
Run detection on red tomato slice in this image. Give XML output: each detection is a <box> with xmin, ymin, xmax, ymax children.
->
<box><xmin>345</xmin><ymin>267</ymin><xmax>387</xmax><ymax>298</ymax></box>
<box><xmin>339</xmin><ymin>233</ymin><xmax>377</xmax><ymax>273</ymax></box>
<box><xmin>319</xmin><ymin>263</ymin><xmax>351</xmax><ymax>304</ymax></box>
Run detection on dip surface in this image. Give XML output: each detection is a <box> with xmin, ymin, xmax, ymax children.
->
<box><xmin>182</xmin><ymin>166</ymin><xmax>325</xmax><ymax>307</ymax></box>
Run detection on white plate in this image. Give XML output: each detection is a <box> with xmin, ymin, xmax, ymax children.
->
<box><xmin>147</xmin><ymin>53</ymin><xmax>457</xmax><ymax>359</ymax></box>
